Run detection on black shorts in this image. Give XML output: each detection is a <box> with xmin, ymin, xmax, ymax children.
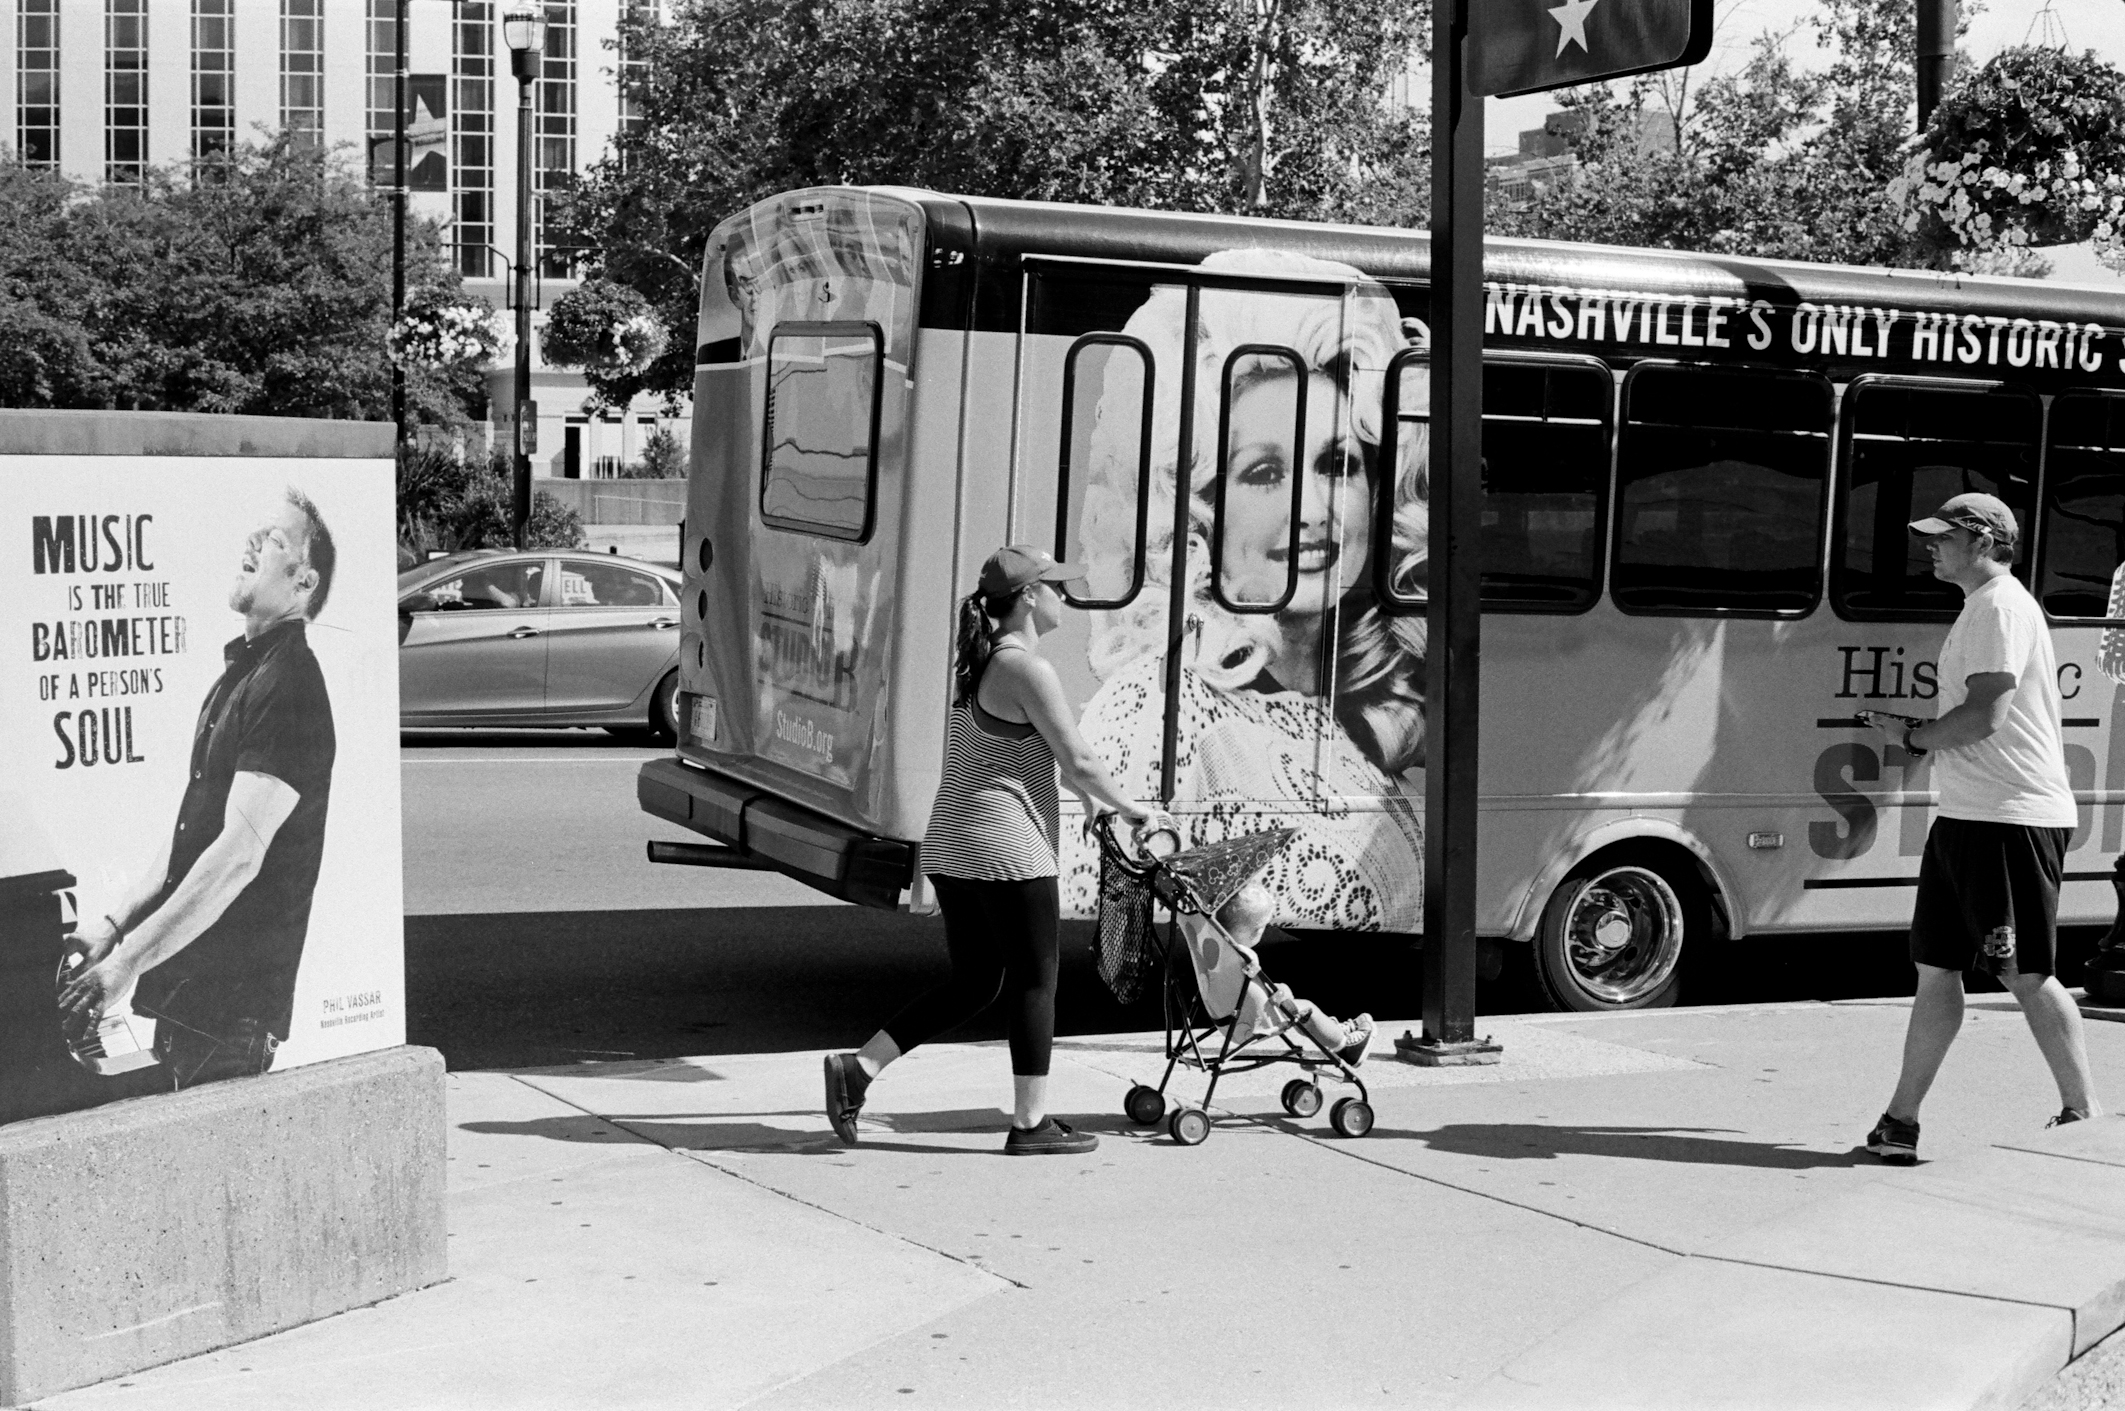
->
<box><xmin>1910</xmin><ymin>818</ymin><xmax>2071</xmax><ymax>978</ymax></box>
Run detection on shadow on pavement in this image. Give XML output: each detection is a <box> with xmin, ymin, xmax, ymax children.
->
<box><xmin>1375</xmin><ymin>1122</ymin><xmax>1872</xmax><ymax>1170</ymax></box>
<box><xmin>410</xmin><ymin>907</ymin><xmax>2077</xmax><ymax>1073</ymax></box>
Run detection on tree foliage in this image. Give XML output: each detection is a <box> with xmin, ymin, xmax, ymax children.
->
<box><xmin>1490</xmin><ymin>0</ymin><xmax>1921</xmax><ymax>267</ymax></box>
<box><xmin>0</xmin><ymin>135</ymin><xmax>486</xmax><ymax>423</ymax></box>
<box><xmin>556</xmin><ymin>0</ymin><xmax>1430</xmax><ymax>400</ymax></box>
<box><xmin>395</xmin><ymin>443</ymin><xmax>587</xmax><ymax>566</ymax></box>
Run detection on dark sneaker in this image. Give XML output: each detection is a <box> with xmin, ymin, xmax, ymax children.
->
<box><xmin>1004</xmin><ymin>1117</ymin><xmax>1098</xmax><ymax>1156</ymax></box>
<box><xmin>824</xmin><ymin>1053</ymin><xmax>869</xmax><ymax>1145</ymax></box>
<box><xmin>1336</xmin><ymin>1013</ymin><xmax>1375</xmax><ymax>1068</ymax></box>
<box><xmin>1867</xmin><ymin>1112</ymin><xmax>1919</xmax><ymax>1164</ymax></box>
<box><xmin>2046</xmin><ymin>1107</ymin><xmax>2092</xmax><ymax>1129</ymax></box>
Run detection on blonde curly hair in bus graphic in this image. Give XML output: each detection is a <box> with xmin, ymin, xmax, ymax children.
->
<box><xmin>1075</xmin><ymin>249</ymin><xmax>1431</xmax><ymax>775</ymax></box>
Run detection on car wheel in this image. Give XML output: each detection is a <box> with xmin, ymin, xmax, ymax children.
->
<box><xmin>1533</xmin><ymin>854</ymin><xmax>1692</xmax><ymax>1012</ymax></box>
<box><xmin>648</xmin><ymin>670</ymin><xmax>679</xmax><ymax>744</ymax></box>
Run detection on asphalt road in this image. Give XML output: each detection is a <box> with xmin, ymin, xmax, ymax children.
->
<box><xmin>399</xmin><ymin>731</ymin><xmax>2109</xmax><ymax>1071</ymax></box>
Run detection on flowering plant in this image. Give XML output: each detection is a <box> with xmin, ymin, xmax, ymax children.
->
<box><xmin>388</xmin><ymin>290</ymin><xmax>507</xmax><ymax>369</ymax></box>
<box><xmin>1888</xmin><ymin>47</ymin><xmax>2125</xmax><ymax>276</ymax></box>
<box><xmin>541</xmin><ymin>278</ymin><xmax>671</xmax><ymax>375</ymax></box>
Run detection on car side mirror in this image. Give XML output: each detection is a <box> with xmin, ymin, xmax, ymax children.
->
<box><xmin>399</xmin><ymin>592</ymin><xmax>438</xmax><ymax>615</ymax></box>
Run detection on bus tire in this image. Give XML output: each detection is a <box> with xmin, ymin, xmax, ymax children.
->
<box><xmin>1533</xmin><ymin>852</ymin><xmax>1692</xmax><ymax>1012</ymax></box>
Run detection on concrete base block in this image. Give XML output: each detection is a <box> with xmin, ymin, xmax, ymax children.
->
<box><xmin>0</xmin><ymin>1046</ymin><xmax>447</xmax><ymax>1407</ymax></box>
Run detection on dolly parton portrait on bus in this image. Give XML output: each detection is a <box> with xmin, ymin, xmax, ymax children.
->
<box><xmin>1058</xmin><ymin>250</ymin><xmax>1429</xmax><ymax>931</ymax></box>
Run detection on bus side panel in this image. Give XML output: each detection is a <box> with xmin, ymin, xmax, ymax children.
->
<box><xmin>685</xmin><ymin>359</ymin><xmax>760</xmax><ymax>763</ymax></box>
<box><xmin>874</xmin><ymin>326</ymin><xmax>977</xmax><ymax>843</ymax></box>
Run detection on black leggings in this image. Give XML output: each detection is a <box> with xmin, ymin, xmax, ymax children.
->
<box><xmin>884</xmin><ymin>874</ymin><xmax>1059</xmax><ymax>1077</ymax></box>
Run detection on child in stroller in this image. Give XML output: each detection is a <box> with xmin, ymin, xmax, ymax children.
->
<box><xmin>1096</xmin><ymin>820</ymin><xmax>1377</xmax><ymax>1145</ymax></box>
<box><xmin>1187</xmin><ymin>881</ymin><xmax>1375</xmax><ymax>1070</ymax></box>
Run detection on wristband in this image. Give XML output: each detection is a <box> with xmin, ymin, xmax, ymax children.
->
<box><xmin>1902</xmin><ymin>725</ymin><xmax>1928</xmax><ymax>758</ymax></box>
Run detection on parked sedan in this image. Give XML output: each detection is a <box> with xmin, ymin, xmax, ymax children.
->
<box><xmin>398</xmin><ymin>549</ymin><xmax>683</xmax><ymax>737</ymax></box>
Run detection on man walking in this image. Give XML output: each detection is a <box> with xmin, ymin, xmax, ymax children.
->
<box><xmin>1862</xmin><ymin>492</ymin><xmax>2102</xmax><ymax>1164</ymax></box>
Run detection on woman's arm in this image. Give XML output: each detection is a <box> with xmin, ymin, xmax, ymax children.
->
<box><xmin>993</xmin><ymin>652</ymin><xmax>1151</xmax><ymax>824</ymax></box>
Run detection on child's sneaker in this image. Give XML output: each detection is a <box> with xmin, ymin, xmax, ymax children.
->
<box><xmin>1336</xmin><ymin>1014</ymin><xmax>1375</xmax><ymax>1068</ymax></box>
<box><xmin>823</xmin><ymin>1053</ymin><xmax>869</xmax><ymax>1145</ymax></box>
<box><xmin>1867</xmin><ymin>1111</ymin><xmax>1919</xmax><ymax>1164</ymax></box>
<box><xmin>1003</xmin><ymin>1117</ymin><xmax>1098</xmax><ymax>1155</ymax></box>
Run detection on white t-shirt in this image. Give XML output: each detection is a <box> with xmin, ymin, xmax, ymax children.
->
<box><xmin>1931</xmin><ymin>573</ymin><xmax>2077</xmax><ymax>827</ymax></box>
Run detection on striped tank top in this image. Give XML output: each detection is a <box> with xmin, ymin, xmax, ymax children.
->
<box><xmin>922</xmin><ymin>646</ymin><xmax>1060</xmax><ymax>881</ymax></box>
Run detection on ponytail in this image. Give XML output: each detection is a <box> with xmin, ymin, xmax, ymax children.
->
<box><xmin>952</xmin><ymin>588</ymin><xmax>1018</xmax><ymax>704</ymax></box>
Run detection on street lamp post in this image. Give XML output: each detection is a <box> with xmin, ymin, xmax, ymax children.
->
<box><xmin>503</xmin><ymin>6</ymin><xmax>546</xmax><ymax>552</ymax></box>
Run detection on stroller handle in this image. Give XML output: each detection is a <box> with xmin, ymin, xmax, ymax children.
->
<box><xmin>1092</xmin><ymin>811</ymin><xmax>1181</xmax><ymax>872</ymax></box>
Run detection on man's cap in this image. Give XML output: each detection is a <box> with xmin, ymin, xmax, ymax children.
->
<box><xmin>1910</xmin><ymin>491</ymin><xmax>2019</xmax><ymax>544</ymax></box>
<box><xmin>979</xmin><ymin>544</ymin><xmax>1085</xmax><ymax>596</ymax></box>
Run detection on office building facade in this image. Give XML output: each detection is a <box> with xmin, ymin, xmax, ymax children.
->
<box><xmin>2</xmin><ymin>0</ymin><xmax>680</xmax><ymax>478</ymax></box>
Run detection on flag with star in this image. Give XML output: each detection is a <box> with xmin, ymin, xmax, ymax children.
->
<box><xmin>1467</xmin><ymin>0</ymin><xmax>1712</xmax><ymax>98</ymax></box>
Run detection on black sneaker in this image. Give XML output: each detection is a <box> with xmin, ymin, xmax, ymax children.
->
<box><xmin>2046</xmin><ymin>1107</ymin><xmax>2092</xmax><ymax>1129</ymax></box>
<box><xmin>1336</xmin><ymin>1014</ymin><xmax>1375</xmax><ymax>1068</ymax></box>
<box><xmin>1003</xmin><ymin>1117</ymin><xmax>1098</xmax><ymax>1156</ymax></box>
<box><xmin>1867</xmin><ymin>1111</ymin><xmax>1919</xmax><ymax>1164</ymax></box>
<box><xmin>824</xmin><ymin>1053</ymin><xmax>869</xmax><ymax>1145</ymax></box>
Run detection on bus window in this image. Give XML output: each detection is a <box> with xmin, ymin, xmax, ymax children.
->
<box><xmin>1831</xmin><ymin>378</ymin><xmax>2039</xmax><ymax>621</ymax></box>
<box><xmin>1373</xmin><ymin>353</ymin><xmax>1610</xmax><ymax>613</ymax></box>
<box><xmin>1054</xmin><ymin>334</ymin><xmax>1154</xmax><ymax>610</ymax></box>
<box><xmin>1480</xmin><ymin>359</ymin><xmax>1610</xmax><ymax>613</ymax></box>
<box><xmin>1211</xmin><ymin>345</ymin><xmax>1310</xmax><ymax>614</ymax></box>
<box><xmin>1611</xmin><ymin>364</ymin><xmax>1831</xmax><ymax>617</ymax></box>
<box><xmin>2039</xmin><ymin>390</ymin><xmax>2125</xmax><ymax>621</ymax></box>
<box><xmin>759</xmin><ymin>321</ymin><xmax>883</xmax><ymax>542</ymax></box>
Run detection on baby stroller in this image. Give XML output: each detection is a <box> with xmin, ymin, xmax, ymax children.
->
<box><xmin>1094</xmin><ymin>815</ymin><xmax>1374</xmax><ymax>1145</ymax></box>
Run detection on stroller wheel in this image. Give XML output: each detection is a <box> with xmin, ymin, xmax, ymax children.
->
<box><xmin>1170</xmin><ymin>1107</ymin><xmax>1212</xmax><ymax>1146</ymax></box>
<box><xmin>1329</xmin><ymin>1097</ymin><xmax>1375</xmax><ymax>1138</ymax></box>
<box><xmin>1124</xmin><ymin>1084</ymin><xmax>1166</xmax><ymax>1126</ymax></box>
<box><xmin>1280</xmin><ymin>1079</ymin><xmax>1322</xmax><ymax>1119</ymax></box>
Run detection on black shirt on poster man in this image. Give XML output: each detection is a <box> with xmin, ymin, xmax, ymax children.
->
<box><xmin>134</xmin><ymin>619</ymin><xmax>336</xmax><ymax>1042</ymax></box>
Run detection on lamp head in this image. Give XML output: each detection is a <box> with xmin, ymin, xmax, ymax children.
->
<box><xmin>502</xmin><ymin>6</ymin><xmax>547</xmax><ymax>54</ymax></box>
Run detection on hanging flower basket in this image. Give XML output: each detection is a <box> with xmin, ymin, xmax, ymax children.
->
<box><xmin>1888</xmin><ymin>46</ymin><xmax>2125</xmax><ymax>274</ymax></box>
<box><xmin>541</xmin><ymin>278</ymin><xmax>672</xmax><ymax>376</ymax></box>
<box><xmin>389</xmin><ymin>292</ymin><xmax>507</xmax><ymax>370</ymax></box>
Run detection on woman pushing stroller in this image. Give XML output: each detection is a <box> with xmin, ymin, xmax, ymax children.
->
<box><xmin>824</xmin><ymin>545</ymin><xmax>1162</xmax><ymax>1155</ymax></box>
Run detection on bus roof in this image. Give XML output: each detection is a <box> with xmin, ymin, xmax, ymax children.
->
<box><xmin>855</xmin><ymin>185</ymin><xmax>2125</xmax><ymax>328</ymax></box>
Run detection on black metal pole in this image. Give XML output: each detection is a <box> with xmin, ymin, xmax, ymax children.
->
<box><xmin>1414</xmin><ymin>0</ymin><xmax>1497</xmax><ymax>1063</ymax></box>
<box><xmin>1159</xmin><ymin>284</ymin><xmax>1203</xmax><ymax>806</ymax></box>
<box><xmin>512</xmin><ymin>57</ymin><xmax>535</xmax><ymax>550</ymax></box>
<box><xmin>1916</xmin><ymin>0</ymin><xmax>1956</xmax><ymax>131</ymax></box>
<box><xmin>392</xmin><ymin>0</ymin><xmax>407</xmax><ymax>453</ymax></box>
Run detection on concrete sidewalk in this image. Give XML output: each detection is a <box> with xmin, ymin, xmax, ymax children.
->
<box><xmin>33</xmin><ymin>1000</ymin><xmax>2125</xmax><ymax>1411</ymax></box>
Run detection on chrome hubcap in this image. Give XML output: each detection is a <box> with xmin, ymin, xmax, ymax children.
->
<box><xmin>1562</xmin><ymin>866</ymin><xmax>1684</xmax><ymax>1005</ymax></box>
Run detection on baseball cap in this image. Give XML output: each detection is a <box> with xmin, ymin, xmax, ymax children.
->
<box><xmin>1910</xmin><ymin>491</ymin><xmax>2019</xmax><ymax>545</ymax></box>
<box><xmin>979</xmin><ymin>544</ymin><xmax>1085</xmax><ymax>596</ymax></box>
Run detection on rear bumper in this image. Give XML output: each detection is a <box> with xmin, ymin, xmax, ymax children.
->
<box><xmin>636</xmin><ymin>757</ymin><xmax>916</xmax><ymax>909</ymax></box>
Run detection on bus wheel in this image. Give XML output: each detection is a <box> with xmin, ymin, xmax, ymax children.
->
<box><xmin>1534</xmin><ymin>859</ymin><xmax>1688</xmax><ymax>1011</ymax></box>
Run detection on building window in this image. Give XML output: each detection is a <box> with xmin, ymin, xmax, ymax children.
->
<box><xmin>617</xmin><ymin>1</ymin><xmax>657</xmax><ymax>146</ymax></box>
<box><xmin>536</xmin><ymin>0</ymin><xmax>576</xmax><ymax>275</ymax></box>
<box><xmin>17</xmin><ymin>0</ymin><xmax>60</xmax><ymax>170</ymax></box>
<box><xmin>191</xmin><ymin>0</ymin><xmax>234</xmax><ymax>167</ymax></box>
<box><xmin>280</xmin><ymin>0</ymin><xmax>324</xmax><ymax>148</ymax></box>
<box><xmin>452</xmin><ymin>1</ymin><xmax>494</xmax><ymax>276</ymax></box>
<box><xmin>105</xmin><ymin>0</ymin><xmax>148</xmax><ymax>184</ymax></box>
<box><xmin>366</xmin><ymin>0</ymin><xmax>398</xmax><ymax>185</ymax></box>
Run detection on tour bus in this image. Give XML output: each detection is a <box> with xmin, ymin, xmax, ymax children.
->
<box><xmin>637</xmin><ymin>185</ymin><xmax>2125</xmax><ymax>1012</ymax></box>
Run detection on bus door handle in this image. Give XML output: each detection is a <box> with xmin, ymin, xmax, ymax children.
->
<box><xmin>508</xmin><ymin>625</ymin><xmax>542</xmax><ymax>639</ymax></box>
